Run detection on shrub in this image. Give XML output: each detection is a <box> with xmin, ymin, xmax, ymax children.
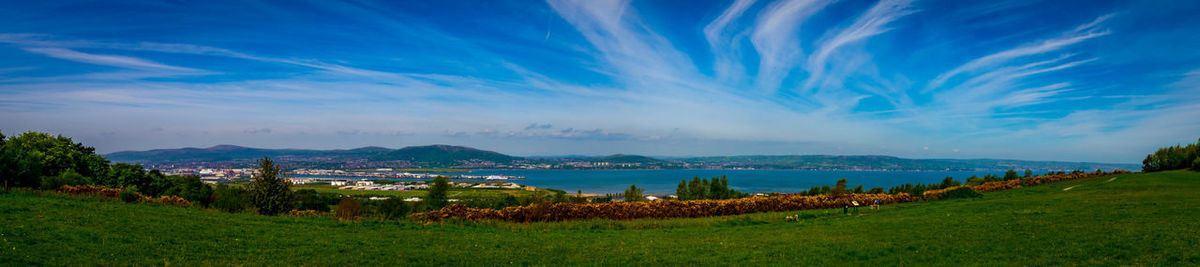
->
<box><xmin>154</xmin><ymin>195</ymin><xmax>192</xmax><ymax>207</ymax></box>
<box><xmin>414</xmin><ymin>193</ymin><xmax>915</xmax><ymax>222</ymax></box>
<box><xmin>335</xmin><ymin>198</ymin><xmax>362</xmax><ymax>221</ymax></box>
<box><xmin>937</xmin><ymin>187</ymin><xmax>983</xmax><ymax>200</ymax></box>
<box><xmin>1193</xmin><ymin>157</ymin><xmax>1200</xmax><ymax>172</ymax></box>
<box><xmin>40</xmin><ymin>169</ymin><xmax>87</xmax><ymax>190</ymax></box>
<box><xmin>212</xmin><ymin>184</ymin><xmax>251</xmax><ymax>213</ymax></box>
<box><xmin>376</xmin><ymin>197</ymin><xmax>411</xmax><ymax>220</ymax></box>
<box><xmin>161</xmin><ymin>175</ymin><xmax>213</xmax><ymax>207</ymax></box>
<box><xmin>120</xmin><ymin>187</ymin><xmax>142</xmax><ymax>203</ymax></box>
<box><xmin>293</xmin><ymin>189</ymin><xmax>332</xmax><ymax>212</ymax></box>
<box><xmin>965</xmin><ymin>176</ymin><xmax>984</xmax><ymax>186</ymax></box>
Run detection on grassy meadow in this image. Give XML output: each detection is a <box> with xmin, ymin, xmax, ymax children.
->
<box><xmin>1</xmin><ymin>170</ymin><xmax>1198</xmax><ymax>265</ymax></box>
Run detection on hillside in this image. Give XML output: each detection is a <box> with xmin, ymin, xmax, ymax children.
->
<box><xmin>105</xmin><ymin>144</ymin><xmax>521</xmax><ymax>168</ymax></box>
<box><xmin>2</xmin><ymin>171</ymin><xmax>1196</xmax><ymax>265</ymax></box>
<box><xmin>372</xmin><ymin>145</ymin><xmax>521</xmax><ymax>167</ymax></box>
<box><xmin>592</xmin><ymin>154</ymin><xmax>662</xmax><ymax>163</ymax></box>
<box><xmin>680</xmin><ymin>155</ymin><xmax>1139</xmax><ymax>171</ymax></box>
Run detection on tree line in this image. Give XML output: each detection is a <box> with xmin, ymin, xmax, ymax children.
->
<box><xmin>1142</xmin><ymin>137</ymin><xmax>1200</xmax><ymax>172</ymax></box>
<box><xmin>0</xmin><ymin>131</ymin><xmax>462</xmax><ymax>220</ymax></box>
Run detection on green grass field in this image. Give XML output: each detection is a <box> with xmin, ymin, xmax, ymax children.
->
<box><xmin>2</xmin><ymin>170</ymin><xmax>1198</xmax><ymax>265</ymax></box>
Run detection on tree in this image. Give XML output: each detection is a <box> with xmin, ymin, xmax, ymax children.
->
<box><xmin>109</xmin><ymin>163</ymin><xmax>148</xmax><ymax>189</ymax></box>
<box><xmin>40</xmin><ymin>168</ymin><xmax>87</xmax><ymax>190</ymax></box>
<box><xmin>293</xmin><ymin>189</ymin><xmax>330</xmax><ymax>211</ymax></box>
<box><xmin>212</xmin><ymin>184</ymin><xmax>251</xmax><ymax>213</ymax></box>
<box><xmin>247</xmin><ymin>157</ymin><xmax>293</xmax><ymax>216</ymax></box>
<box><xmin>140</xmin><ymin>170</ymin><xmax>173</xmax><ymax>197</ymax></box>
<box><xmin>675</xmin><ymin>180</ymin><xmax>690</xmax><ymax>200</ymax></box>
<box><xmin>624</xmin><ymin>184</ymin><xmax>644</xmax><ymax>202</ymax></box>
<box><xmin>708</xmin><ymin>177</ymin><xmax>723</xmax><ymax>199</ymax></box>
<box><xmin>965</xmin><ymin>176</ymin><xmax>984</xmax><ymax>186</ymax></box>
<box><xmin>1024</xmin><ymin>169</ymin><xmax>1033</xmax><ymax>178</ymax></box>
<box><xmin>162</xmin><ymin>175</ymin><xmax>214</xmax><ymax>207</ymax></box>
<box><xmin>376</xmin><ymin>197</ymin><xmax>411</xmax><ymax>220</ymax></box>
<box><xmin>426</xmin><ymin>176</ymin><xmax>450</xmax><ymax>209</ymax></box>
<box><xmin>688</xmin><ymin>176</ymin><xmax>705</xmax><ymax>200</ymax></box>
<box><xmin>1004</xmin><ymin>169</ymin><xmax>1019</xmax><ymax>181</ymax></box>
<box><xmin>940</xmin><ymin>177</ymin><xmax>961</xmax><ymax>188</ymax></box>
<box><xmin>830</xmin><ymin>178</ymin><xmax>849</xmax><ymax>197</ymax></box>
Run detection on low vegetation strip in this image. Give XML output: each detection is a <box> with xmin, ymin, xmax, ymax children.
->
<box><xmin>414</xmin><ymin>193</ymin><xmax>914</xmax><ymax>222</ymax></box>
<box><xmin>923</xmin><ymin>170</ymin><xmax>1131</xmax><ymax>199</ymax></box>
<box><xmin>417</xmin><ymin>170</ymin><xmax>1132</xmax><ymax>222</ymax></box>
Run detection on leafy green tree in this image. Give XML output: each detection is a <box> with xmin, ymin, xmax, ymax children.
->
<box><xmin>247</xmin><ymin>157</ymin><xmax>293</xmax><ymax>215</ymax></box>
<box><xmin>675</xmin><ymin>180</ymin><xmax>690</xmax><ymax>200</ymax></box>
<box><xmin>831</xmin><ymin>178</ymin><xmax>849</xmax><ymax>197</ymax></box>
<box><xmin>940</xmin><ymin>177</ymin><xmax>961</xmax><ymax>188</ymax></box>
<box><xmin>292</xmin><ymin>189</ymin><xmax>330</xmax><ymax>211</ymax></box>
<box><xmin>708</xmin><ymin>177</ymin><xmax>723</xmax><ymax>199</ymax></box>
<box><xmin>688</xmin><ymin>176</ymin><xmax>705</xmax><ymax>200</ymax></box>
<box><xmin>162</xmin><ymin>175</ymin><xmax>214</xmax><ymax>207</ymax></box>
<box><xmin>108</xmin><ymin>163</ymin><xmax>148</xmax><ymax>189</ymax></box>
<box><xmin>1024</xmin><ymin>169</ymin><xmax>1033</xmax><ymax>178</ymax></box>
<box><xmin>212</xmin><ymin>184</ymin><xmax>251</xmax><ymax>213</ymax></box>
<box><xmin>1</xmin><ymin>132</ymin><xmax>110</xmax><ymax>189</ymax></box>
<box><xmin>40</xmin><ymin>168</ymin><xmax>87</xmax><ymax>190</ymax></box>
<box><xmin>624</xmin><ymin>184</ymin><xmax>644</xmax><ymax>202</ymax></box>
<box><xmin>1004</xmin><ymin>170</ymin><xmax>1019</xmax><ymax>181</ymax></box>
<box><xmin>376</xmin><ymin>197</ymin><xmax>411</xmax><ymax>220</ymax></box>
<box><xmin>426</xmin><ymin>176</ymin><xmax>450</xmax><ymax>209</ymax></box>
<box><xmin>140</xmin><ymin>170</ymin><xmax>173</xmax><ymax>197</ymax></box>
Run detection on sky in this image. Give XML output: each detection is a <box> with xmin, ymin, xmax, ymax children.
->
<box><xmin>1</xmin><ymin>0</ymin><xmax>1198</xmax><ymax>163</ymax></box>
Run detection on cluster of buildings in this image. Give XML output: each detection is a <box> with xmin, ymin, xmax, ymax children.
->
<box><xmin>285</xmin><ymin>177</ymin><xmax>525</xmax><ymax>192</ymax></box>
<box><xmin>289</xmin><ymin>168</ymin><xmax>525</xmax><ymax>180</ymax></box>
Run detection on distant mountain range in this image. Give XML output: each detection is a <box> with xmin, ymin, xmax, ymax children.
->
<box><xmin>105</xmin><ymin>144</ymin><xmax>1141</xmax><ymax>171</ymax></box>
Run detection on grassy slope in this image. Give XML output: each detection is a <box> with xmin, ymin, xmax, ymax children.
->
<box><xmin>1</xmin><ymin>171</ymin><xmax>1198</xmax><ymax>265</ymax></box>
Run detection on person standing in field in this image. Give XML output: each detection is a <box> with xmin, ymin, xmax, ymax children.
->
<box><xmin>872</xmin><ymin>199</ymin><xmax>880</xmax><ymax>210</ymax></box>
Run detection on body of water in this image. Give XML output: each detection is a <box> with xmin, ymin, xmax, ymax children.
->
<box><xmin>304</xmin><ymin>169</ymin><xmax>1006</xmax><ymax>194</ymax></box>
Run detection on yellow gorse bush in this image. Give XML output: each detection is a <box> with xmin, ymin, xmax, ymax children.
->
<box><xmin>415</xmin><ymin>193</ymin><xmax>914</xmax><ymax>222</ymax></box>
<box><xmin>289</xmin><ymin>210</ymin><xmax>323</xmax><ymax>217</ymax></box>
<box><xmin>57</xmin><ymin>184</ymin><xmax>192</xmax><ymax>207</ymax></box>
<box><xmin>57</xmin><ymin>184</ymin><xmax>127</xmax><ymax>198</ymax></box>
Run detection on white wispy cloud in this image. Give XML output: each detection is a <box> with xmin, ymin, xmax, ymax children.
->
<box><xmin>750</xmin><ymin>0</ymin><xmax>831</xmax><ymax>93</ymax></box>
<box><xmin>803</xmin><ymin>0</ymin><xmax>917</xmax><ymax>92</ymax></box>
<box><xmin>703</xmin><ymin>0</ymin><xmax>757</xmax><ymax>83</ymax></box>
<box><xmin>924</xmin><ymin>14</ymin><xmax>1113</xmax><ymax>91</ymax></box>
<box><xmin>21</xmin><ymin>47</ymin><xmax>204</xmax><ymax>73</ymax></box>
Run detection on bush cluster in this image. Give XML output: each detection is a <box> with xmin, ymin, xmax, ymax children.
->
<box><xmin>938</xmin><ymin>187</ymin><xmax>982</xmax><ymax>199</ymax></box>
<box><xmin>414</xmin><ymin>193</ymin><xmax>914</xmax><ymax>222</ymax></box>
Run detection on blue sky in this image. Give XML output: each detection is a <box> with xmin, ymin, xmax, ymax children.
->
<box><xmin>2</xmin><ymin>0</ymin><xmax>1198</xmax><ymax>163</ymax></box>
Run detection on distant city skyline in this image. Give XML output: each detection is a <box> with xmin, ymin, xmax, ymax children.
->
<box><xmin>2</xmin><ymin>0</ymin><xmax>1199</xmax><ymax>163</ymax></box>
